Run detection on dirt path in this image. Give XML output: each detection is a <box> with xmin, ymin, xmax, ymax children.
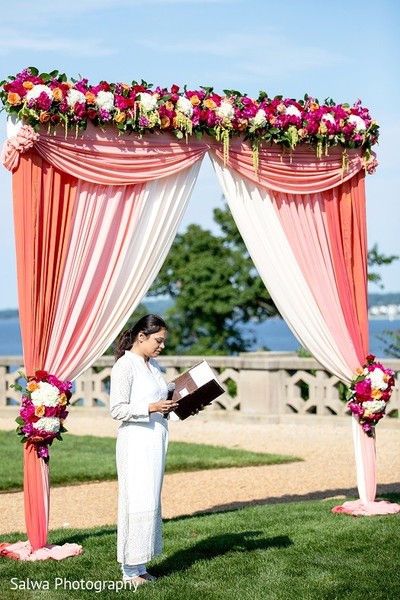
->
<box><xmin>0</xmin><ymin>411</ymin><xmax>399</xmax><ymax>535</ymax></box>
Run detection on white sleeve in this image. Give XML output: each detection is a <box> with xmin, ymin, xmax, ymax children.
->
<box><xmin>109</xmin><ymin>359</ymin><xmax>150</xmax><ymax>422</ymax></box>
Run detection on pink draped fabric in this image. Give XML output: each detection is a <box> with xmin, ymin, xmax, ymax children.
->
<box><xmin>1</xmin><ymin>126</ymin><xmax>205</xmax><ymax>560</ymax></box>
<box><xmin>2</xmin><ymin>124</ymin><xmax>209</xmax><ymax>184</ymax></box>
<box><xmin>212</xmin><ymin>138</ymin><xmax>364</xmax><ymax>193</ymax></box>
<box><xmin>208</xmin><ymin>147</ymin><xmax>400</xmax><ymax>517</ymax></box>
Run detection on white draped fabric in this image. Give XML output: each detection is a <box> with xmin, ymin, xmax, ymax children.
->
<box><xmin>210</xmin><ymin>156</ymin><xmax>355</xmax><ymax>382</ymax></box>
<box><xmin>47</xmin><ymin>162</ymin><xmax>202</xmax><ymax>381</ymax></box>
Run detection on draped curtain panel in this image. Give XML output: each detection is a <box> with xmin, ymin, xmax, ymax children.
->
<box><xmin>209</xmin><ymin>144</ymin><xmax>399</xmax><ymax>517</ymax></box>
<box><xmin>1</xmin><ymin>125</ymin><xmax>398</xmax><ymax>561</ymax></box>
<box><xmin>0</xmin><ymin>125</ymin><xmax>206</xmax><ymax>560</ymax></box>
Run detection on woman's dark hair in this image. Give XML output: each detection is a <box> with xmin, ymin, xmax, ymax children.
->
<box><xmin>114</xmin><ymin>314</ymin><xmax>168</xmax><ymax>361</ymax></box>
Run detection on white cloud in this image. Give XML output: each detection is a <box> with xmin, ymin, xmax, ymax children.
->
<box><xmin>0</xmin><ymin>28</ymin><xmax>117</xmax><ymax>58</ymax></box>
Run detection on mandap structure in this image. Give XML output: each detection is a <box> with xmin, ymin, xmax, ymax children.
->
<box><xmin>0</xmin><ymin>67</ymin><xmax>398</xmax><ymax>561</ymax></box>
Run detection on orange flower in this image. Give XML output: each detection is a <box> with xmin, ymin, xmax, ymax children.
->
<box><xmin>269</xmin><ymin>116</ymin><xmax>277</xmax><ymax>125</ymax></box>
<box><xmin>26</xmin><ymin>381</ymin><xmax>39</xmax><ymax>392</ymax></box>
<box><xmin>309</xmin><ymin>102</ymin><xmax>319</xmax><ymax>111</ymax></box>
<box><xmin>371</xmin><ymin>389</ymin><xmax>383</xmax><ymax>399</ymax></box>
<box><xmin>39</xmin><ymin>111</ymin><xmax>51</xmax><ymax>123</ymax></box>
<box><xmin>160</xmin><ymin>116</ymin><xmax>171</xmax><ymax>129</ymax></box>
<box><xmin>35</xmin><ymin>405</ymin><xmax>46</xmax><ymax>417</ymax></box>
<box><xmin>165</xmin><ymin>101</ymin><xmax>174</xmax><ymax>111</ymax></box>
<box><xmin>85</xmin><ymin>91</ymin><xmax>96</xmax><ymax>104</ymax></box>
<box><xmin>190</xmin><ymin>95</ymin><xmax>201</xmax><ymax>106</ymax></box>
<box><xmin>59</xmin><ymin>393</ymin><xmax>68</xmax><ymax>406</ymax></box>
<box><xmin>120</xmin><ymin>83</ymin><xmax>130</xmax><ymax>92</ymax></box>
<box><xmin>23</xmin><ymin>81</ymin><xmax>34</xmax><ymax>90</ymax></box>
<box><xmin>7</xmin><ymin>92</ymin><xmax>21</xmax><ymax>105</ymax></box>
<box><xmin>52</xmin><ymin>88</ymin><xmax>63</xmax><ymax>102</ymax></box>
<box><xmin>203</xmin><ymin>99</ymin><xmax>216</xmax><ymax>110</ymax></box>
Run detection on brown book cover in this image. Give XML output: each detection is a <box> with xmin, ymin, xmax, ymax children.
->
<box><xmin>170</xmin><ymin>360</ymin><xmax>225</xmax><ymax>420</ymax></box>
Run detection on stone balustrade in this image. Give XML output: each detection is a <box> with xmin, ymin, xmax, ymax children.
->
<box><xmin>1</xmin><ymin>353</ymin><xmax>399</xmax><ymax>423</ymax></box>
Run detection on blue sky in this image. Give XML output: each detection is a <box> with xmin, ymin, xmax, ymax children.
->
<box><xmin>0</xmin><ymin>0</ymin><xmax>399</xmax><ymax>309</ymax></box>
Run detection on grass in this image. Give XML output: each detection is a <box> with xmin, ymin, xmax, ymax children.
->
<box><xmin>0</xmin><ymin>430</ymin><xmax>300</xmax><ymax>492</ymax></box>
<box><xmin>1</xmin><ymin>494</ymin><xmax>399</xmax><ymax>599</ymax></box>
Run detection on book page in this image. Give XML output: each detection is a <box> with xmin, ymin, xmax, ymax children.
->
<box><xmin>189</xmin><ymin>360</ymin><xmax>215</xmax><ymax>387</ymax></box>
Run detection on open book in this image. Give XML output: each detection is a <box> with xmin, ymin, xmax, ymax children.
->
<box><xmin>170</xmin><ymin>360</ymin><xmax>225</xmax><ymax>420</ymax></box>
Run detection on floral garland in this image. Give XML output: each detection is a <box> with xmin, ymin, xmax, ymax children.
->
<box><xmin>0</xmin><ymin>67</ymin><xmax>379</xmax><ymax>169</ymax></box>
<box><xmin>347</xmin><ymin>355</ymin><xmax>396</xmax><ymax>437</ymax></box>
<box><xmin>12</xmin><ymin>369</ymin><xmax>72</xmax><ymax>461</ymax></box>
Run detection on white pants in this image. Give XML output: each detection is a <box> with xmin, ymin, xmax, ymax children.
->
<box><xmin>121</xmin><ymin>562</ymin><xmax>147</xmax><ymax>580</ymax></box>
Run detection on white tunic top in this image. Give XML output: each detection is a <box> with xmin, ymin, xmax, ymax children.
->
<box><xmin>110</xmin><ymin>351</ymin><xmax>168</xmax><ymax>565</ymax></box>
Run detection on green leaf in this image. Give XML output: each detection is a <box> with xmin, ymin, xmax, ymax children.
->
<box><xmin>15</xmin><ymin>416</ymin><xmax>25</xmax><ymax>426</ymax></box>
<box><xmin>28</xmin><ymin>66</ymin><xmax>39</xmax><ymax>76</ymax></box>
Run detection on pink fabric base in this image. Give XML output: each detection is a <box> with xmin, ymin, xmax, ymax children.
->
<box><xmin>332</xmin><ymin>499</ymin><xmax>400</xmax><ymax>517</ymax></box>
<box><xmin>0</xmin><ymin>540</ymin><xmax>82</xmax><ymax>561</ymax></box>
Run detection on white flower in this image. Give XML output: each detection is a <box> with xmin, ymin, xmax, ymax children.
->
<box><xmin>322</xmin><ymin>113</ymin><xmax>335</xmax><ymax>124</ymax></box>
<box><xmin>348</xmin><ymin>114</ymin><xmax>366</xmax><ymax>131</ymax></box>
<box><xmin>26</xmin><ymin>85</ymin><xmax>53</xmax><ymax>102</ymax></box>
<box><xmin>216</xmin><ymin>100</ymin><xmax>235</xmax><ymax>120</ymax></box>
<box><xmin>31</xmin><ymin>382</ymin><xmax>60</xmax><ymax>407</ymax></box>
<box><xmin>251</xmin><ymin>109</ymin><xmax>267</xmax><ymax>128</ymax></box>
<box><xmin>34</xmin><ymin>417</ymin><xmax>60</xmax><ymax>433</ymax></box>
<box><xmin>368</xmin><ymin>368</ymin><xmax>388</xmax><ymax>390</ymax></box>
<box><xmin>361</xmin><ymin>399</ymin><xmax>386</xmax><ymax>414</ymax></box>
<box><xmin>95</xmin><ymin>91</ymin><xmax>114</xmax><ymax>112</ymax></box>
<box><xmin>67</xmin><ymin>89</ymin><xmax>86</xmax><ymax>107</ymax></box>
<box><xmin>137</xmin><ymin>92</ymin><xmax>157</xmax><ymax>112</ymax></box>
<box><xmin>176</xmin><ymin>96</ymin><xmax>193</xmax><ymax>117</ymax></box>
<box><xmin>285</xmin><ymin>104</ymin><xmax>302</xmax><ymax>118</ymax></box>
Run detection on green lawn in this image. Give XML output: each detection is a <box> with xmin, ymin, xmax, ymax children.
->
<box><xmin>1</xmin><ymin>495</ymin><xmax>399</xmax><ymax>599</ymax></box>
<box><xmin>0</xmin><ymin>430</ymin><xmax>301</xmax><ymax>492</ymax></box>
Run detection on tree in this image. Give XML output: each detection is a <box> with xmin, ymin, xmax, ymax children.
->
<box><xmin>367</xmin><ymin>244</ymin><xmax>399</xmax><ymax>288</ymax></box>
<box><xmin>147</xmin><ymin>204</ymin><xmax>278</xmax><ymax>355</ymax></box>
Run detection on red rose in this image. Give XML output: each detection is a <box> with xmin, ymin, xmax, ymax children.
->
<box><xmin>34</xmin><ymin>370</ymin><xmax>49</xmax><ymax>381</ymax></box>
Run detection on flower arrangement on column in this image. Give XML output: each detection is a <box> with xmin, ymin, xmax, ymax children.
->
<box><xmin>12</xmin><ymin>369</ymin><xmax>72</xmax><ymax>461</ymax></box>
<box><xmin>347</xmin><ymin>355</ymin><xmax>396</xmax><ymax>437</ymax></box>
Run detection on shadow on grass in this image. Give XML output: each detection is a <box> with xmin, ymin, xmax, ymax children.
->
<box><xmin>53</xmin><ymin>525</ymin><xmax>116</xmax><ymax>546</ymax></box>
<box><xmin>154</xmin><ymin>530</ymin><xmax>292</xmax><ymax>576</ymax></box>
<box><xmin>164</xmin><ymin>483</ymin><xmax>400</xmax><ymax>521</ymax></box>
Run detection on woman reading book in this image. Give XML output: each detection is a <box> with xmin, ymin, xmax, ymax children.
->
<box><xmin>110</xmin><ymin>314</ymin><xmax>178</xmax><ymax>586</ymax></box>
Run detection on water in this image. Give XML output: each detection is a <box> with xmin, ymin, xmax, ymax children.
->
<box><xmin>0</xmin><ymin>316</ymin><xmax>398</xmax><ymax>358</ymax></box>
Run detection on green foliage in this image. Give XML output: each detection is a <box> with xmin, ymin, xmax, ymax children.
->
<box><xmin>0</xmin><ymin>431</ymin><xmax>299</xmax><ymax>492</ymax></box>
<box><xmin>377</xmin><ymin>329</ymin><xmax>400</xmax><ymax>358</ymax></box>
<box><xmin>1</xmin><ymin>497</ymin><xmax>399</xmax><ymax>599</ymax></box>
<box><xmin>147</xmin><ymin>203</ymin><xmax>278</xmax><ymax>355</ymax></box>
<box><xmin>367</xmin><ymin>243</ymin><xmax>399</xmax><ymax>288</ymax></box>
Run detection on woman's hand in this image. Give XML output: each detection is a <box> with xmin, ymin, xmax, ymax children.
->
<box><xmin>149</xmin><ymin>399</ymin><xmax>179</xmax><ymax>414</ymax></box>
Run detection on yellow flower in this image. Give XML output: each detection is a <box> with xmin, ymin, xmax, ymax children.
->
<box><xmin>203</xmin><ymin>99</ymin><xmax>216</xmax><ymax>110</ymax></box>
<box><xmin>114</xmin><ymin>111</ymin><xmax>126</xmax><ymax>124</ymax></box>
<box><xmin>371</xmin><ymin>389</ymin><xmax>383</xmax><ymax>399</ymax></box>
<box><xmin>52</xmin><ymin>88</ymin><xmax>63</xmax><ymax>102</ymax></box>
<box><xmin>59</xmin><ymin>394</ymin><xmax>68</xmax><ymax>406</ymax></box>
<box><xmin>23</xmin><ymin>81</ymin><xmax>34</xmax><ymax>90</ymax></box>
<box><xmin>190</xmin><ymin>95</ymin><xmax>201</xmax><ymax>106</ymax></box>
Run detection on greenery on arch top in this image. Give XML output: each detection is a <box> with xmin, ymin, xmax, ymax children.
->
<box><xmin>0</xmin><ymin>67</ymin><xmax>379</xmax><ymax>166</ymax></box>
